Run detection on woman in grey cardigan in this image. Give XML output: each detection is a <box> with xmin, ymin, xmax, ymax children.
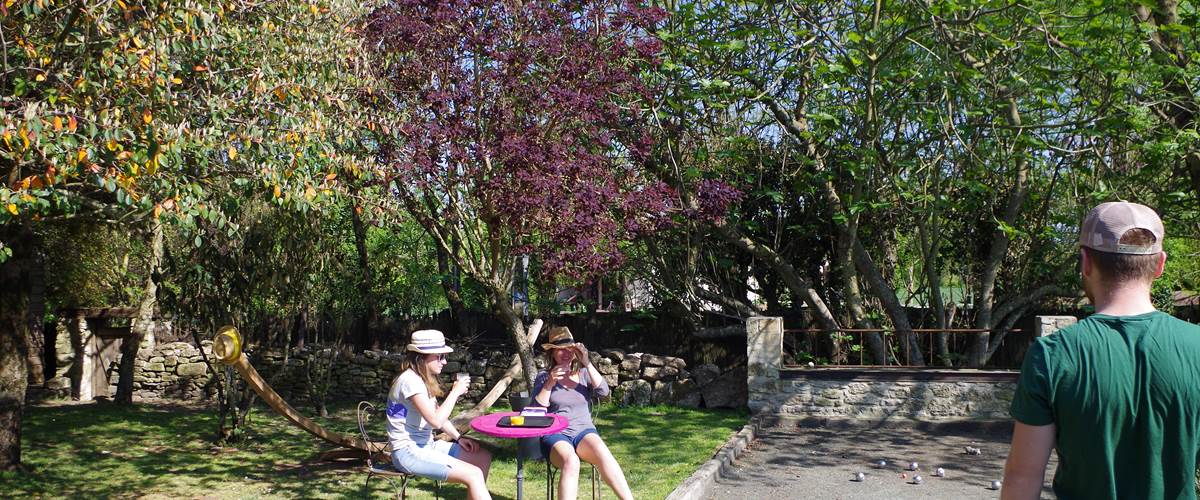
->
<box><xmin>532</xmin><ymin>327</ymin><xmax>633</xmax><ymax>500</ymax></box>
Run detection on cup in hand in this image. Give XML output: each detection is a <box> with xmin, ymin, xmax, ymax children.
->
<box><xmin>456</xmin><ymin>372</ymin><xmax>471</xmax><ymax>384</ymax></box>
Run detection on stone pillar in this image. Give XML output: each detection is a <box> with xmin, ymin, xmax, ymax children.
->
<box><xmin>747</xmin><ymin>316</ymin><xmax>783</xmax><ymax>413</ymax></box>
<box><xmin>1036</xmin><ymin>315</ymin><xmax>1077</xmax><ymax>337</ymax></box>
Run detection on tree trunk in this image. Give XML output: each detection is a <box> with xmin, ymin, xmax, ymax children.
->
<box><xmin>0</xmin><ymin>225</ymin><xmax>34</xmax><ymax>470</ymax></box>
<box><xmin>832</xmin><ymin>226</ymin><xmax>866</xmax><ymax>364</ymax></box>
<box><xmin>23</xmin><ymin>234</ymin><xmax>45</xmax><ymax>388</ymax></box>
<box><xmin>489</xmin><ymin>284</ymin><xmax>537</xmax><ymax>390</ymax></box>
<box><xmin>117</xmin><ymin>218</ymin><xmax>163</xmax><ymax>405</ymax></box>
<box><xmin>917</xmin><ymin>219</ymin><xmax>952</xmax><ymax>366</ymax></box>
<box><xmin>853</xmin><ymin>235</ymin><xmax>922</xmax><ymax>365</ymax></box>
<box><xmin>969</xmin><ymin>97</ymin><xmax>1029</xmax><ymax>367</ymax></box>
<box><xmin>451</xmin><ymin>320</ymin><xmax>543</xmax><ymax>428</ymax></box>
<box><xmin>711</xmin><ymin>222</ymin><xmax>841</xmax><ymax>332</ymax></box>
<box><xmin>349</xmin><ymin>198</ymin><xmax>378</xmax><ymax>349</ymax></box>
<box><xmin>436</xmin><ymin>244</ymin><xmax>468</xmax><ymax>336</ymax></box>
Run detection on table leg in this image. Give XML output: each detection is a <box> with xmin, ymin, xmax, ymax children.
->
<box><xmin>516</xmin><ymin>451</ymin><xmax>524</xmax><ymax>500</ymax></box>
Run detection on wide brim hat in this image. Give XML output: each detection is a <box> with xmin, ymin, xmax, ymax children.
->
<box><xmin>541</xmin><ymin>326</ymin><xmax>577</xmax><ymax>350</ymax></box>
<box><xmin>406</xmin><ymin>329</ymin><xmax>454</xmax><ymax>354</ymax></box>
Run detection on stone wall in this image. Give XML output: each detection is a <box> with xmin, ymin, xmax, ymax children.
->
<box><xmin>747</xmin><ymin>316</ymin><xmax>1043</xmax><ymax>420</ymax></box>
<box><xmin>125</xmin><ymin>341</ymin><xmax>219</xmax><ymax>400</ymax></box>
<box><xmin>764</xmin><ymin>377</ymin><xmax>1016</xmax><ymax>419</ymax></box>
<box><xmin>52</xmin><ymin>340</ymin><xmax>746</xmax><ymax>409</ymax></box>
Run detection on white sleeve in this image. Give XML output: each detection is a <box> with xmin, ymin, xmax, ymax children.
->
<box><xmin>399</xmin><ymin>371</ymin><xmax>429</xmax><ymax>400</ymax></box>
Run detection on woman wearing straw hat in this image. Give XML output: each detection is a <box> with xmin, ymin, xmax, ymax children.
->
<box><xmin>387</xmin><ymin>329</ymin><xmax>492</xmax><ymax>499</ymax></box>
<box><xmin>532</xmin><ymin>326</ymin><xmax>633</xmax><ymax>500</ymax></box>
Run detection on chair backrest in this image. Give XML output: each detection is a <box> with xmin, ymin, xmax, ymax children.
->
<box><xmin>357</xmin><ymin>401</ymin><xmax>386</xmax><ymax>469</ymax></box>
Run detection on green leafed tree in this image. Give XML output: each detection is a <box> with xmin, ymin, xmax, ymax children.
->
<box><xmin>0</xmin><ymin>0</ymin><xmax>381</xmax><ymax>469</ymax></box>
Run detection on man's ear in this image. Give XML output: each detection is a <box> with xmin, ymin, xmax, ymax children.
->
<box><xmin>1080</xmin><ymin>248</ymin><xmax>1092</xmax><ymax>278</ymax></box>
<box><xmin>1154</xmin><ymin>251</ymin><xmax>1167</xmax><ymax>278</ymax></box>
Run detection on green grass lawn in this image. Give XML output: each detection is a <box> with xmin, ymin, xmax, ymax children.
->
<box><xmin>1</xmin><ymin>399</ymin><xmax>745</xmax><ymax>499</ymax></box>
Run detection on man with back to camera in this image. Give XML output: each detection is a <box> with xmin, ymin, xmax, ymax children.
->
<box><xmin>1002</xmin><ymin>201</ymin><xmax>1200</xmax><ymax>499</ymax></box>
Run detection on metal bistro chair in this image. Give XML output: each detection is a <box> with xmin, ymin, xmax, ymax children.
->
<box><xmin>357</xmin><ymin>401</ymin><xmax>440</xmax><ymax>499</ymax></box>
<box><xmin>544</xmin><ymin>395</ymin><xmax>603</xmax><ymax>500</ymax></box>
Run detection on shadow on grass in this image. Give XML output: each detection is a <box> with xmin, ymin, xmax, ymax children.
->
<box><xmin>1</xmin><ymin>399</ymin><xmax>745</xmax><ymax>499</ymax></box>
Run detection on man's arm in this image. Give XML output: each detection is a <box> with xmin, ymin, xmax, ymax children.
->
<box><xmin>1001</xmin><ymin>421</ymin><xmax>1055</xmax><ymax>500</ymax></box>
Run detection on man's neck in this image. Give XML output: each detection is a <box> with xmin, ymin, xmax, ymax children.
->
<box><xmin>1091</xmin><ymin>284</ymin><xmax>1157</xmax><ymax>316</ymax></box>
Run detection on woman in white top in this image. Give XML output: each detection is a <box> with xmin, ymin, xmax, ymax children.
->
<box><xmin>386</xmin><ymin>329</ymin><xmax>492</xmax><ymax>500</ymax></box>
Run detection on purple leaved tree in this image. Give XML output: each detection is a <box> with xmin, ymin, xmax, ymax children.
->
<box><xmin>364</xmin><ymin>0</ymin><xmax>673</xmax><ymax>404</ymax></box>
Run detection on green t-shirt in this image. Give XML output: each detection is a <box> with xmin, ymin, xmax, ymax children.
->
<box><xmin>1010</xmin><ymin>311</ymin><xmax>1200</xmax><ymax>499</ymax></box>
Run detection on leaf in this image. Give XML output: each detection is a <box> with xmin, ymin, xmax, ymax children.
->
<box><xmin>142</xmin><ymin>109</ymin><xmax>153</xmax><ymax>124</ymax></box>
<box><xmin>6</xmin><ymin>204</ymin><xmax>16</xmax><ymax>216</ymax></box>
<box><xmin>227</xmin><ymin>146</ymin><xmax>238</xmax><ymax>160</ymax></box>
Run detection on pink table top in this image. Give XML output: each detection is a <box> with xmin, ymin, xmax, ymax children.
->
<box><xmin>470</xmin><ymin>412</ymin><xmax>568</xmax><ymax>439</ymax></box>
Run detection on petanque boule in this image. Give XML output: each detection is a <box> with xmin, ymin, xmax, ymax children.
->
<box><xmin>989</xmin><ymin>480</ymin><xmax>1002</xmax><ymax>490</ymax></box>
<box><xmin>935</xmin><ymin>467</ymin><xmax>945</xmax><ymax>477</ymax></box>
<box><xmin>908</xmin><ymin>461</ymin><xmax>919</xmax><ymax>471</ymax></box>
<box><xmin>854</xmin><ymin>472</ymin><xmax>865</xmax><ymax>482</ymax></box>
<box><xmin>876</xmin><ymin>459</ymin><xmax>887</xmax><ymax>468</ymax></box>
<box><xmin>912</xmin><ymin>475</ymin><xmax>923</xmax><ymax>485</ymax></box>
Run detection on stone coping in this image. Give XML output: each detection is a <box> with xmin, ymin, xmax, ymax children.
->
<box><xmin>780</xmin><ymin>367</ymin><xmax>1019</xmax><ymax>382</ymax></box>
<box><xmin>762</xmin><ymin>414</ymin><xmax>1015</xmax><ymax>434</ymax></box>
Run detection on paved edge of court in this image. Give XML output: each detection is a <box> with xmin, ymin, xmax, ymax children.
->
<box><xmin>663</xmin><ymin>414</ymin><xmax>761</xmax><ymax>500</ymax></box>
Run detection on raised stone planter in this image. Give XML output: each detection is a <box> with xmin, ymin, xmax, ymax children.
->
<box><xmin>745</xmin><ymin>316</ymin><xmax>1052</xmax><ymax>420</ymax></box>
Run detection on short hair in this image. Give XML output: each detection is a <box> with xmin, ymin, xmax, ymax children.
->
<box><xmin>1083</xmin><ymin>228</ymin><xmax>1162</xmax><ymax>284</ymax></box>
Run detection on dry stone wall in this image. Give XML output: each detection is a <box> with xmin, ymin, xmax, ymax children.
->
<box><xmin>747</xmin><ymin>316</ymin><xmax>1033</xmax><ymax>420</ymax></box>
<box><xmin>762</xmin><ymin>378</ymin><xmax>1016</xmax><ymax>419</ymax></box>
<box><xmin>55</xmin><ymin>341</ymin><xmax>746</xmax><ymax>409</ymax></box>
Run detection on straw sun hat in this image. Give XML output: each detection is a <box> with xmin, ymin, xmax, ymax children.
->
<box><xmin>541</xmin><ymin>326</ymin><xmax>578</xmax><ymax>351</ymax></box>
<box><xmin>406</xmin><ymin>329</ymin><xmax>454</xmax><ymax>354</ymax></box>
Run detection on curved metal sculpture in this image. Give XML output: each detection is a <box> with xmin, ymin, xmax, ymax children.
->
<box><xmin>212</xmin><ymin>325</ymin><xmax>388</xmax><ymax>457</ymax></box>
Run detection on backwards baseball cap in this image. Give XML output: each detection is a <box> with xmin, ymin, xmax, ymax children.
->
<box><xmin>1079</xmin><ymin>202</ymin><xmax>1164</xmax><ymax>255</ymax></box>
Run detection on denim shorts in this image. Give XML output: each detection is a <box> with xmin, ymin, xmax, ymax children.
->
<box><xmin>391</xmin><ymin>439</ymin><xmax>462</xmax><ymax>481</ymax></box>
<box><xmin>540</xmin><ymin>427</ymin><xmax>599</xmax><ymax>459</ymax></box>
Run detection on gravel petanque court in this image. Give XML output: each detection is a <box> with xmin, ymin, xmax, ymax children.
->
<box><xmin>706</xmin><ymin>417</ymin><xmax>1058</xmax><ymax>499</ymax></box>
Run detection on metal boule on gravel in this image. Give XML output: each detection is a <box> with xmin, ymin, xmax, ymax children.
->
<box><xmin>912</xmin><ymin>475</ymin><xmax>923</xmax><ymax>485</ymax></box>
<box><xmin>908</xmin><ymin>461</ymin><xmax>919</xmax><ymax>471</ymax></box>
<box><xmin>854</xmin><ymin>472</ymin><xmax>865</xmax><ymax>482</ymax></box>
<box><xmin>876</xmin><ymin>459</ymin><xmax>887</xmax><ymax>468</ymax></box>
<box><xmin>935</xmin><ymin>467</ymin><xmax>945</xmax><ymax>477</ymax></box>
<box><xmin>990</xmin><ymin>480</ymin><xmax>1003</xmax><ymax>490</ymax></box>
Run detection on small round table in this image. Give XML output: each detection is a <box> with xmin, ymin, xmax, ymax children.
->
<box><xmin>470</xmin><ymin>412</ymin><xmax>568</xmax><ymax>500</ymax></box>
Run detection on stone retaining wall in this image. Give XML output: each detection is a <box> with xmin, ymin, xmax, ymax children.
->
<box><xmin>766</xmin><ymin>378</ymin><xmax>1016</xmax><ymax>419</ymax></box>
<box><xmin>62</xmin><ymin>341</ymin><xmax>746</xmax><ymax>409</ymax></box>
<box><xmin>747</xmin><ymin>316</ymin><xmax>1038</xmax><ymax>420</ymax></box>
